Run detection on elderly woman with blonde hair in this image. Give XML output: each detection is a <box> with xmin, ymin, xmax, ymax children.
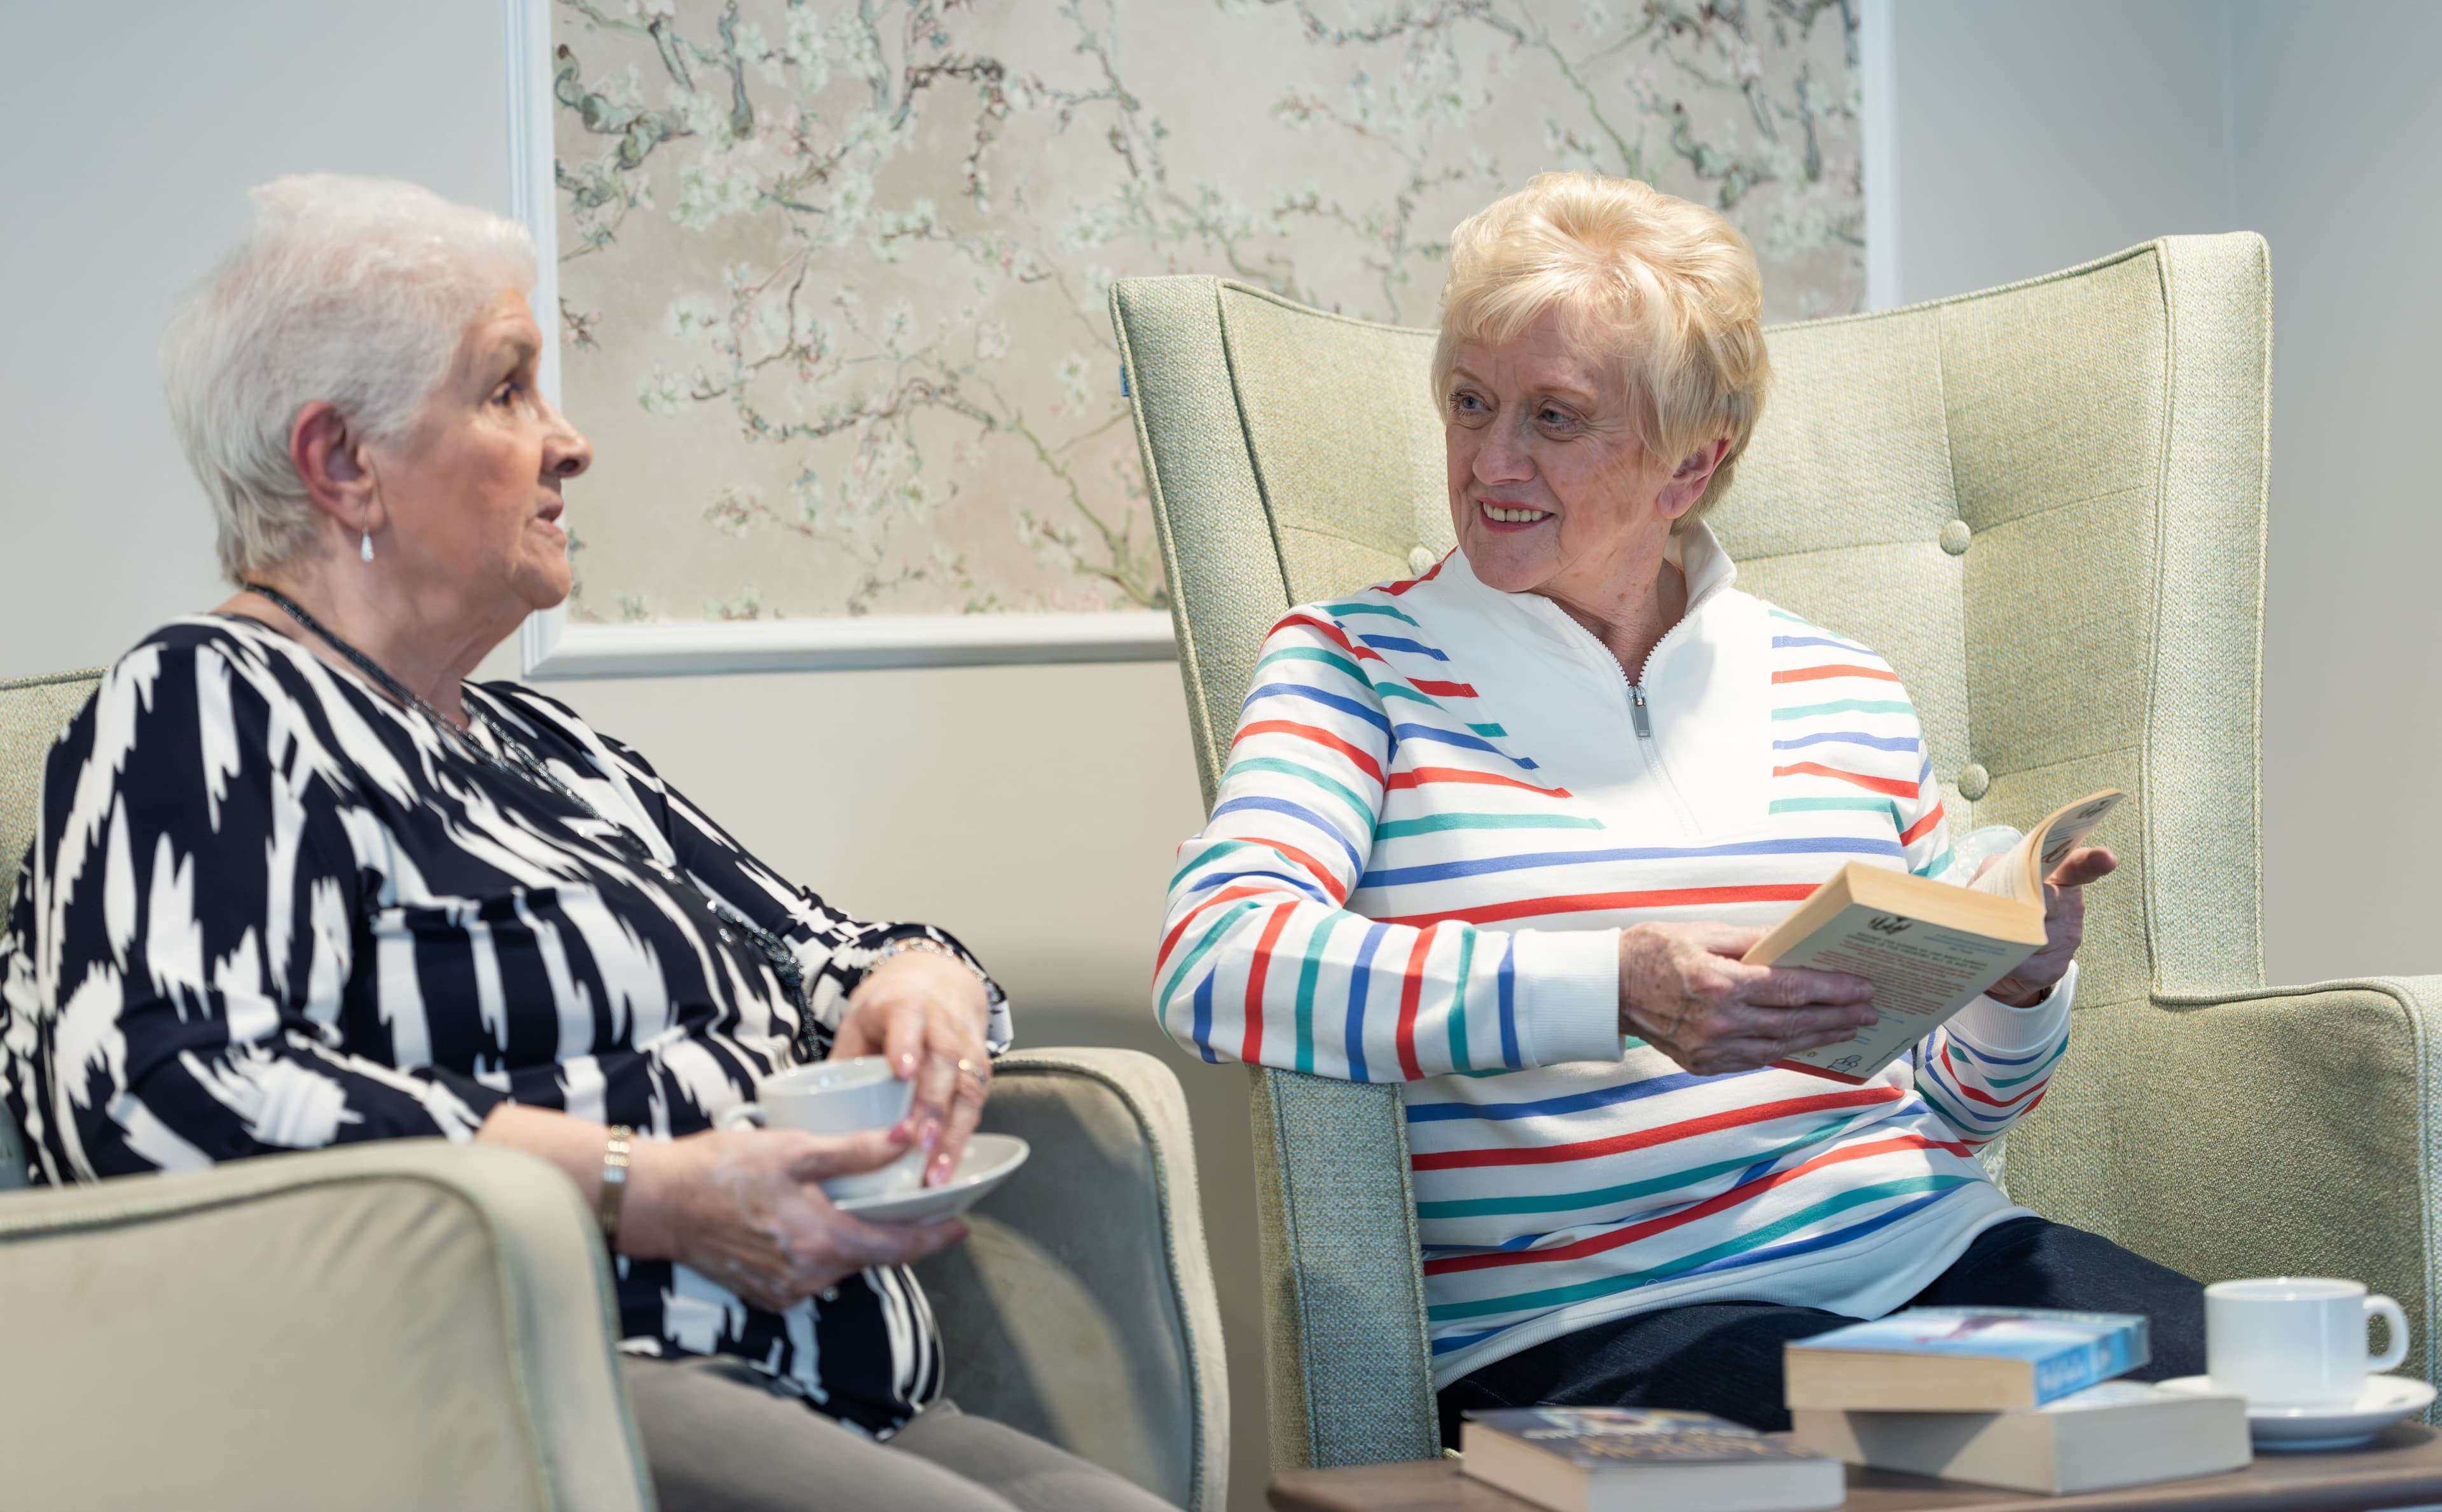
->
<box><xmin>1156</xmin><ymin>172</ymin><xmax>2200</xmax><ymax>1436</ymax></box>
<box><xmin>0</xmin><ymin>175</ymin><xmax>1173</xmax><ymax>1512</ymax></box>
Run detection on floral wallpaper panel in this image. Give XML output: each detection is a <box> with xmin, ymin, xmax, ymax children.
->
<box><xmin>551</xmin><ymin>0</ymin><xmax>1863</xmax><ymax>624</ymax></box>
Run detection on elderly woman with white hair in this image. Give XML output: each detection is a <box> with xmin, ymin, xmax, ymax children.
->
<box><xmin>1157</xmin><ymin>172</ymin><xmax>2204</xmax><ymax>1436</ymax></box>
<box><xmin>0</xmin><ymin>176</ymin><xmax>1173</xmax><ymax>1512</ymax></box>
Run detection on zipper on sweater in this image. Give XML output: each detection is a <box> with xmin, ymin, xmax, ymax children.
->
<box><xmin>1620</xmin><ymin>670</ymin><xmax>1698</xmax><ymax>833</ymax></box>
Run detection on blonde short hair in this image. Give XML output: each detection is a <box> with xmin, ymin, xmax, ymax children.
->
<box><xmin>160</xmin><ymin>175</ymin><xmax>536</xmax><ymax>581</ymax></box>
<box><xmin>1433</xmin><ymin>172</ymin><xmax>1769</xmax><ymax>522</ymax></box>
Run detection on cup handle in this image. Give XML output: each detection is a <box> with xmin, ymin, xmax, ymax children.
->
<box><xmin>2368</xmin><ymin>1294</ymin><xmax>2410</xmax><ymax>1374</ymax></box>
<box><xmin>717</xmin><ymin>1103</ymin><xmax>767</xmax><ymax>1131</ymax></box>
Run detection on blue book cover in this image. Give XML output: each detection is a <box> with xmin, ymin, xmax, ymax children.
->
<box><xmin>1463</xmin><ymin>1407</ymin><xmax>1827</xmax><ymax>1466</ymax></box>
<box><xmin>1788</xmin><ymin>1307</ymin><xmax>2149</xmax><ymax>1403</ymax></box>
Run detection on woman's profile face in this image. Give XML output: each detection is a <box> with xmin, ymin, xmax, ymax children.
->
<box><xmin>369</xmin><ymin>288</ymin><xmax>592</xmax><ymax>621</ymax></box>
<box><xmin>1442</xmin><ymin>308</ymin><xmax>1678</xmax><ymax>608</ymax></box>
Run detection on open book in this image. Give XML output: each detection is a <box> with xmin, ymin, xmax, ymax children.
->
<box><xmin>1744</xmin><ymin>790</ymin><xmax>2125</xmax><ymax>1083</ymax></box>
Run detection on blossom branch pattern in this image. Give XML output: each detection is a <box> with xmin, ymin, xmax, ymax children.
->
<box><xmin>551</xmin><ymin>0</ymin><xmax>1858</xmax><ymax>623</ymax></box>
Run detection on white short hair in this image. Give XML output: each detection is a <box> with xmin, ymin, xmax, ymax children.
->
<box><xmin>1433</xmin><ymin>172</ymin><xmax>1769</xmax><ymax>524</ymax></box>
<box><xmin>161</xmin><ymin>175</ymin><xmax>536</xmax><ymax>581</ymax></box>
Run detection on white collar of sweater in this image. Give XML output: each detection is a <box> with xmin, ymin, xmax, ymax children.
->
<box><xmin>1399</xmin><ymin>520</ymin><xmax>1776</xmax><ymax>841</ymax></box>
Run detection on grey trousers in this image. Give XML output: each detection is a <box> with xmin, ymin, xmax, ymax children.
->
<box><xmin>621</xmin><ymin>1356</ymin><xmax>1181</xmax><ymax>1512</ymax></box>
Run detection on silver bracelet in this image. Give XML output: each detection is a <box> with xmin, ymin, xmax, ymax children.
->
<box><xmin>871</xmin><ymin>935</ymin><xmax>987</xmax><ymax>985</ymax></box>
<box><xmin>598</xmin><ymin>1125</ymin><xmax>634</xmax><ymax>1242</ymax></box>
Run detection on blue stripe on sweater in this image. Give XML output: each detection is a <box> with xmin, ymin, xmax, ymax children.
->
<box><xmin>1363</xmin><ymin>835</ymin><xmax>1901</xmax><ymax>890</ymax></box>
<box><xmin>1772</xmin><ymin>730</ymin><xmax>1921</xmax><ymax>752</ymax></box>
<box><xmin>1346</xmin><ymin>922</ymin><xmax>1390</xmax><ymax>1082</ymax></box>
<box><xmin>1208</xmin><ymin>795</ymin><xmax>1366</xmax><ymax>870</ymax></box>
<box><xmin>1241</xmin><ymin>682</ymin><xmax>1393</xmax><ymax>735</ymax></box>
<box><xmin>1390</xmin><ymin>724</ymin><xmax>1537</xmax><ymax>769</ymax></box>
<box><xmin>1407</xmin><ymin>1067</ymin><xmax>1751</xmax><ymax>1122</ymax></box>
<box><xmin>1360</xmin><ymin>635</ymin><xmax>1450</xmax><ymax>661</ymax></box>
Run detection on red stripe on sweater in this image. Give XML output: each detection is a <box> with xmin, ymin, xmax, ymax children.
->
<box><xmin>1899</xmin><ymin>802</ymin><xmax>1946</xmax><ymax>847</ymax></box>
<box><xmin>1412</xmin><ymin>679</ymin><xmax>1480</xmax><ymax>698</ymax></box>
<box><xmin>1937</xmin><ymin>1043</ymin><xmax>2054</xmax><ymax>1108</ymax></box>
<box><xmin>1381</xmin><ymin>556</ymin><xmax>1447</xmax><ymax>596</ymax></box>
<box><xmin>1276</xmin><ymin>613</ymin><xmax>1386</xmax><ymax>663</ymax></box>
<box><xmin>1396</xmin><ymin>929</ymin><xmax>1433</xmax><ymax>1079</ymax></box>
<box><xmin>1772</xmin><ymin>664</ymin><xmax>1901</xmax><ymax>685</ymax></box>
<box><xmin>1153</xmin><ymin>884</ymin><xmax>1273</xmax><ymax>975</ymax></box>
<box><xmin>1382</xmin><ymin>884</ymin><xmax>1816</xmax><ymax>928</ymax></box>
<box><xmin>1387</xmin><ymin>766</ymin><xmax>1574</xmax><ymax>798</ymax></box>
<box><xmin>1773</xmin><ymin>762</ymin><xmax>1919</xmax><ymax>799</ymax></box>
<box><xmin>1232</xmin><ymin>720</ymin><xmax>1386</xmax><ymax>785</ymax></box>
<box><xmin>1410</xmin><ymin>1087</ymin><xmax>1901</xmax><ymax>1171</ymax></box>
<box><xmin>1423</xmin><ymin>1132</ymin><xmax>1963</xmax><ymax>1275</ymax></box>
<box><xmin>1243</xmin><ymin>905</ymin><xmax>1294</xmax><ymax>1066</ymax></box>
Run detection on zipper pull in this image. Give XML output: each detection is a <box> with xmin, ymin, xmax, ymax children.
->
<box><xmin>1629</xmin><ymin>684</ymin><xmax>1652</xmax><ymax>738</ymax></box>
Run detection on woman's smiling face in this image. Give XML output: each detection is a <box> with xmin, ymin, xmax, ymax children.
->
<box><xmin>1442</xmin><ymin>308</ymin><xmax>1700</xmax><ymax>608</ymax></box>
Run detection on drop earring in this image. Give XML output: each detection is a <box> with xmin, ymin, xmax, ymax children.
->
<box><xmin>360</xmin><ymin>529</ymin><xmax>375</xmax><ymax>563</ymax></box>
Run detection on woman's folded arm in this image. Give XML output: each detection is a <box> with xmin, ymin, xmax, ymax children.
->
<box><xmin>1157</xmin><ymin>611</ymin><xmax>1622</xmax><ymax>1083</ymax></box>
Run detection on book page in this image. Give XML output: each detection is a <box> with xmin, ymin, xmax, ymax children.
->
<box><xmin>1770</xmin><ymin>903</ymin><xmax>2038</xmax><ymax>1082</ymax></box>
<box><xmin>1968</xmin><ymin>790</ymin><xmax>2127</xmax><ymax>906</ymax></box>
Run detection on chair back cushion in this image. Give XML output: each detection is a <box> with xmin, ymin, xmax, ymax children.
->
<box><xmin>0</xmin><ymin>668</ymin><xmax>102</xmax><ymax>1191</ymax></box>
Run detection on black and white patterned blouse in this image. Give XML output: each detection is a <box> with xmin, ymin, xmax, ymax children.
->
<box><xmin>0</xmin><ymin>616</ymin><xmax>1010</xmax><ymax>1436</ymax></box>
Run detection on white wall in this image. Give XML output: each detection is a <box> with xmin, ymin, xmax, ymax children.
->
<box><xmin>2226</xmin><ymin>1</ymin><xmax>2442</xmax><ymax>982</ymax></box>
<box><xmin>1884</xmin><ymin>0</ymin><xmax>2240</xmax><ymax>308</ymax></box>
<box><xmin>1882</xmin><ymin>0</ymin><xmax>2442</xmax><ymax>986</ymax></box>
<box><xmin>1</xmin><ymin>0</ymin><xmax>507</xmax><ymax>675</ymax></box>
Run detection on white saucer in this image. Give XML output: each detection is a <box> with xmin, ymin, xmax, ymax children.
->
<box><xmin>2160</xmin><ymin>1373</ymin><xmax>2437</xmax><ymax>1451</ymax></box>
<box><xmin>833</xmin><ymin>1134</ymin><xmax>1030</xmax><ymax>1225</ymax></box>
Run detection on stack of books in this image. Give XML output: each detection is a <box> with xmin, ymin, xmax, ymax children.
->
<box><xmin>1784</xmin><ymin>1308</ymin><xmax>2251</xmax><ymax>1495</ymax></box>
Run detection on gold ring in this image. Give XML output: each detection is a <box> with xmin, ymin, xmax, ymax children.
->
<box><xmin>955</xmin><ymin>1058</ymin><xmax>988</xmax><ymax>1084</ymax></box>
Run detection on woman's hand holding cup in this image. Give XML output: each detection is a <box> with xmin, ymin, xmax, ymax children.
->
<box><xmin>832</xmin><ymin>947</ymin><xmax>995</xmax><ymax>1187</ymax></box>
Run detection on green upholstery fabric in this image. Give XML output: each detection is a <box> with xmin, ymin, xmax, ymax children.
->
<box><xmin>1118</xmin><ymin>235</ymin><xmax>2442</xmax><ymax>1466</ymax></box>
<box><xmin>0</xmin><ymin>668</ymin><xmax>102</xmax><ymax>911</ymax></box>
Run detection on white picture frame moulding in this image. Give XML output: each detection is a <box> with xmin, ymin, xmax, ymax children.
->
<box><xmin>502</xmin><ymin>0</ymin><xmax>1178</xmax><ymax>680</ymax></box>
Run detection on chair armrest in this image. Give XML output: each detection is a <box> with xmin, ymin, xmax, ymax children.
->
<box><xmin>913</xmin><ymin>1047</ymin><xmax>1228</xmax><ymax>1512</ymax></box>
<box><xmin>2006</xmin><ymin>977</ymin><xmax>2442</xmax><ymax>1389</ymax></box>
<box><xmin>0</xmin><ymin>1142</ymin><xmax>652</xmax><ymax>1512</ymax></box>
<box><xmin>1248</xmin><ymin>1066</ymin><xmax>1440</xmax><ymax>1471</ymax></box>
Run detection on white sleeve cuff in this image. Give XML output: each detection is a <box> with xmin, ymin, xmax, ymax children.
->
<box><xmin>1949</xmin><ymin>959</ymin><xmax>2078</xmax><ymax>1055</ymax></box>
<box><xmin>1508</xmin><ymin>928</ymin><xmax>1625</xmax><ymax>1067</ymax></box>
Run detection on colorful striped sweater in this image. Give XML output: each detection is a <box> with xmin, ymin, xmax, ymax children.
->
<box><xmin>1155</xmin><ymin>524</ymin><xmax>2076</xmax><ymax>1385</ymax></box>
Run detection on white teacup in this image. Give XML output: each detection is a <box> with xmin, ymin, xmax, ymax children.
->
<box><xmin>717</xmin><ymin>1056</ymin><xmax>920</xmax><ymax>1199</ymax></box>
<box><xmin>2205</xmin><ymin>1276</ymin><xmax>2408</xmax><ymax>1408</ymax></box>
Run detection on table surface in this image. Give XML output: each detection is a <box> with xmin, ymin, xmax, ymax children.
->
<box><xmin>1267</xmin><ymin>1424</ymin><xmax>2442</xmax><ymax>1512</ymax></box>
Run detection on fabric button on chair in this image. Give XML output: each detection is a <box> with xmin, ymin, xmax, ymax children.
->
<box><xmin>1941</xmin><ymin>518</ymin><xmax>1973</xmax><ymax>554</ymax></box>
<box><xmin>1957</xmin><ymin>762</ymin><xmax>1990</xmax><ymax>801</ymax></box>
<box><xmin>1407</xmin><ymin>545</ymin><xmax>1438</xmax><ymax>576</ymax></box>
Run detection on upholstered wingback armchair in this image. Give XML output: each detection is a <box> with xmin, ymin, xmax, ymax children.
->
<box><xmin>0</xmin><ymin>670</ymin><xmax>1227</xmax><ymax>1511</ymax></box>
<box><xmin>1115</xmin><ymin>233</ymin><xmax>2442</xmax><ymax>1470</ymax></box>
